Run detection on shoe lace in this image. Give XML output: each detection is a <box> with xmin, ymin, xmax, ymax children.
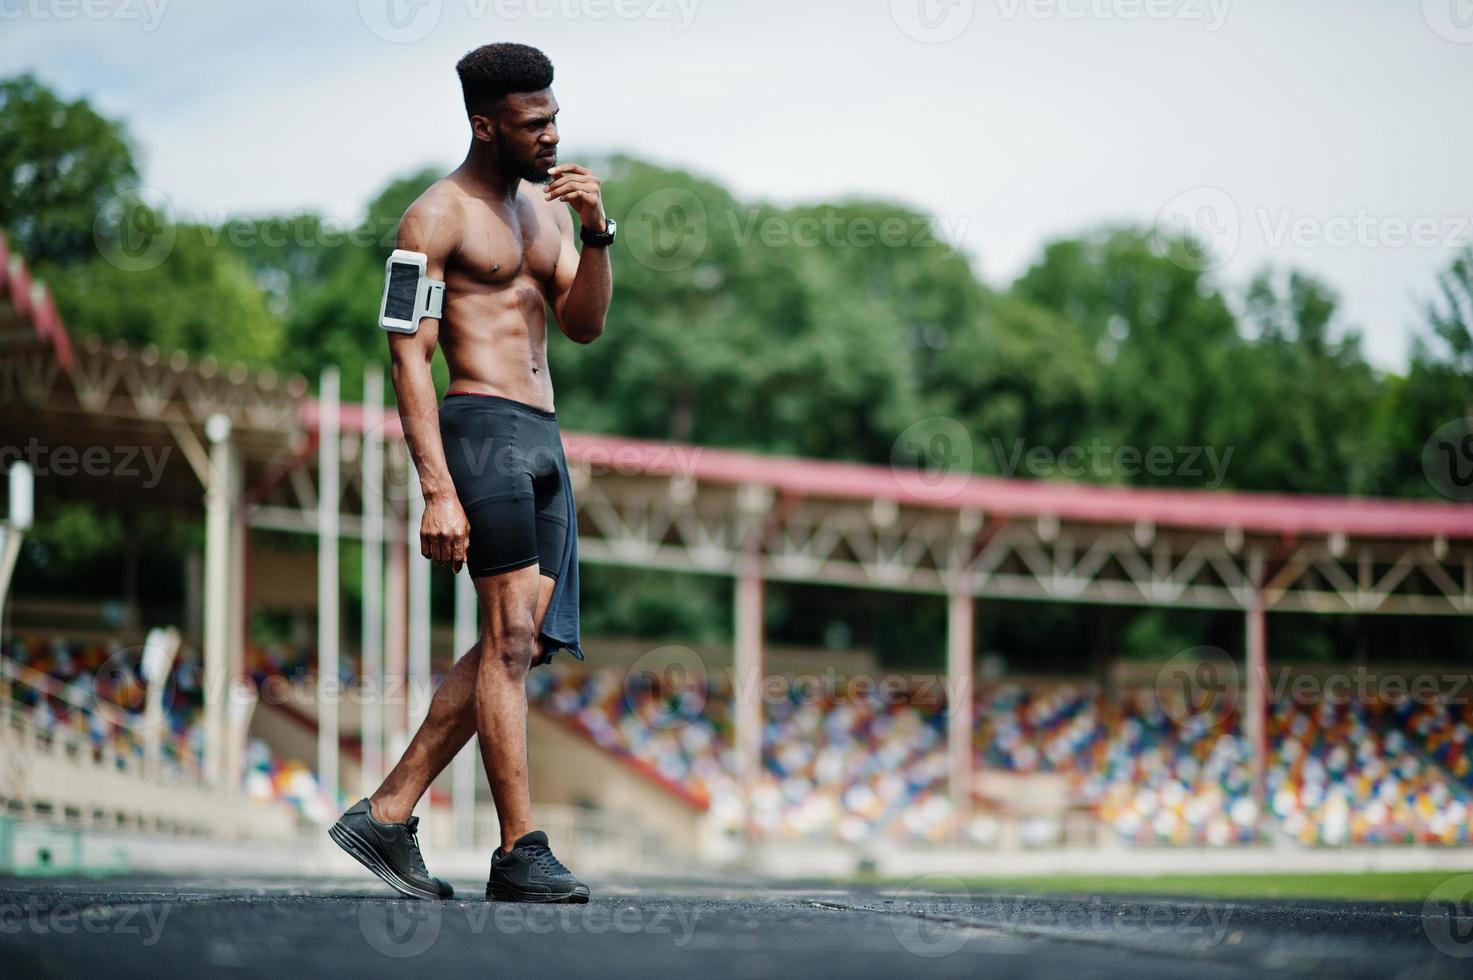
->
<box><xmin>523</xmin><ymin>842</ymin><xmax>571</xmax><ymax>877</ymax></box>
<box><xmin>400</xmin><ymin>816</ymin><xmax>431</xmax><ymax>876</ymax></box>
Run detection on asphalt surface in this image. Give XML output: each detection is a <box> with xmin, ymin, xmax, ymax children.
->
<box><xmin>1</xmin><ymin>873</ymin><xmax>1469</xmax><ymax>979</ymax></box>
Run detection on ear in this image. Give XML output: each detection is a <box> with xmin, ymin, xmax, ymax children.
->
<box><xmin>469</xmin><ymin>113</ymin><xmax>496</xmax><ymax>143</ymax></box>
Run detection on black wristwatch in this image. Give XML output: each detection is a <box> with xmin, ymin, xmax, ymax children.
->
<box><xmin>580</xmin><ymin>216</ymin><xmax>617</xmax><ymax>248</ymax></box>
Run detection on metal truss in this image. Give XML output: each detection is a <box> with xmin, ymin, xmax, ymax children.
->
<box><xmin>574</xmin><ymin>477</ymin><xmax>1473</xmax><ymax>616</ymax></box>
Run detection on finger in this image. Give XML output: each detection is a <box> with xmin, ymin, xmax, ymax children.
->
<box><xmin>546</xmin><ymin>173</ymin><xmax>596</xmax><ymax>192</ymax></box>
<box><xmin>546</xmin><ymin>179</ymin><xmax>594</xmax><ymax>200</ymax></box>
<box><xmin>547</xmin><ymin>164</ymin><xmax>588</xmax><ymax>178</ymax></box>
<box><xmin>452</xmin><ymin>560</ymin><xmax>464</xmax><ymax>574</ymax></box>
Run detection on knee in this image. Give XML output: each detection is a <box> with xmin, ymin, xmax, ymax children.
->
<box><xmin>481</xmin><ymin>619</ymin><xmax>538</xmax><ymax>677</ymax></box>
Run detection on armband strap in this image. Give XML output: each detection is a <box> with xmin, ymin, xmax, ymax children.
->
<box><xmin>379</xmin><ymin>249</ymin><xmax>446</xmax><ymax>334</ymax></box>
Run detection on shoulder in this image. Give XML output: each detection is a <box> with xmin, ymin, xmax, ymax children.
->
<box><xmin>397</xmin><ymin>180</ymin><xmax>465</xmax><ymax>253</ymax></box>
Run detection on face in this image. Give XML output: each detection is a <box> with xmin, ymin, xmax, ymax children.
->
<box><xmin>474</xmin><ymin>88</ymin><xmax>560</xmax><ymax>183</ymax></box>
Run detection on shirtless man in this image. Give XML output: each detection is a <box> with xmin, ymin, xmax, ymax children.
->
<box><xmin>329</xmin><ymin>43</ymin><xmax>612</xmax><ymax>904</ymax></box>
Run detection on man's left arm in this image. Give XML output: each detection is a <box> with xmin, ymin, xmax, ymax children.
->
<box><xmin>546</xmin><ymin>164</ymin><xmax>612</xmax><ymax>344</ymax></box>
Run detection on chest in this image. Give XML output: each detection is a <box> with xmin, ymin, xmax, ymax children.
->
<box><xmin>455</xmin><ymin>198</ymin><xmax>560</xmax><ymax>286</ymax></box>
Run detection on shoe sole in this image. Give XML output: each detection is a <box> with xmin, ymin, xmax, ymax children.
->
<box><xmin>486</xmin><ymin>882</ymin><xmax>591</xmax><ymax>904</ymax></box>
<box><xmin>329</xmin><ymin>821</ymin><xmax>447</xmax><ymax>901</ymax></box>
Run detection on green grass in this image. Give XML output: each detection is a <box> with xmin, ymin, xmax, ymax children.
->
<box><xmin>928</xmin><ymin>871</ymin><xmax>1461</xmax><ymax>902</ymax></box>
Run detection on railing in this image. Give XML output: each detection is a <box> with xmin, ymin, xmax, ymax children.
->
<box><xmin>0</xmin><ymin>655</ymin><xmax>297</xmax><ymax>841</ymax></box>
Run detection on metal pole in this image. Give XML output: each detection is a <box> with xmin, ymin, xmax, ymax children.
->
<box><xmin>360</xmin><ymin>365</ymin><xmax>385</xmax><ymax>798</ymax></box>
<box><xmin>734</xmin><ymin>553</ymin><xmax>764</xmax><ymax>838</ymax></box>
<box><xmin>947</xmin><ymin>587</ymin><xmax>976</xmax><ymax>839</ymax></box>
<box><xmin>0</xmin><ymin>462</ymin><xmax>33</xmax><ymax>611</ymax></box>
<box><xmin>385</xmin><ymin>517</ymin><xmax>409</xmax><ymax>764</ymax></box>
<box><xmin>1245</xmin><ymin>549</ymin><xmax>1269</xmax><ymax>831</ymax></box>
<box><xmin>317</xmin><ymin>367</ymin><xmax>341</xmax><ymax>818</ymax></box>
<box><xmin>226</xmin><ymin>467</ymin><xmax>247</xmax><ymax>797</ymax></box>
<box><xmin>203</xmin><ymin>414</ymin><xmax>233</xmax><ymax>787</ymax></box>
<box><xmin>452</xmin><ymin>571</ymin><xmax>478</xmax><ymax>848</ymax></box>
<box><xmin>407</xmin><ymin>467</ymin><xmax>431</xmax><ymax>735</ymax></box>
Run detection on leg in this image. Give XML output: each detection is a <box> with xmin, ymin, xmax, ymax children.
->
<box><xmin>471</xmin><ymin>563</ymin><xmax>544</xmax><ymax>854</ymax></box>
<box><xmin>369</xmin><ymin>572</ymin><xmax>554</xmax><ymax>824</ymax></box>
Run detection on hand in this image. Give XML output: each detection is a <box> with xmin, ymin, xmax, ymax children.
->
<box><xmin>420</xmin><ymin>494</ymin><xmax>469</xmax><ymax>573</ymax></box>
<box><xmin>544</xmin><ymin>164</ymin><xmax>605</xmax><ymax>232</ymax></box>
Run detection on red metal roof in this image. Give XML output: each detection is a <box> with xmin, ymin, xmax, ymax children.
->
<box><xmin>306</xmin><ymin>398</ymin><xmax>1473</xmax><ymax>542</ymax></box>
<box><xmin>0</xmin><ymin>232</ymin><xmax>74</xmax><ymax>371</ymax></box>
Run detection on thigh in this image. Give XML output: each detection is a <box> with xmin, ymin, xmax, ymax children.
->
<box><xmin>473</xmin><ymin>563</ymin><xmax>543</xmax><ymax>640</ymax></box>
<box><xmin>462</xmin><ymin>483</ymin><xmax>539</xmax><ymax>578</ymax></box>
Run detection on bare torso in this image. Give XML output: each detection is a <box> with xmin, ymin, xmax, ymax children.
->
<box><xmin>428</xmin><ymin>174</ymin><xmax>567</xmax><ymax>412</ymax></box>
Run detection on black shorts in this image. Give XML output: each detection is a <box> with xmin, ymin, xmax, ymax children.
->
<box><xmin>439</xmin><ymin>393</ymin><xmax>570</xmax><ymax>580</ymax></box>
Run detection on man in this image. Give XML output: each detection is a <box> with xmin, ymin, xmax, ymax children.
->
<box><xmin>329</xmin><ymin>43</ymin><xmax>614</xmax><ymax>904</ymax></box>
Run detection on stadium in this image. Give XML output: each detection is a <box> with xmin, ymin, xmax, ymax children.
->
<box><xmin>5</xmin><ymin>5</ymin><xmax>1473</xmax><ymax>978</ymax></box>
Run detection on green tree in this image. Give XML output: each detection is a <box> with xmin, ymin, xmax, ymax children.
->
<box><xmin>1216</xmin><ymin>269</ymin><xmax>1382</xmax><ymax>494</ymax></box>
<box><xmin>45</xmin><ymin>224</ymin><xmax>284</xmax><ymax>367</ymax></box>
<box><xmin>0</xmin><ymin>73</ymin><xmax>137</xmax><ymax>266</ymax></box>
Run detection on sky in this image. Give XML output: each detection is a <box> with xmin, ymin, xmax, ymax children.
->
<box><xmin>3</xmin><ymin>0</ymin><xmax>1472</xmax><ymax>369</ymax></box>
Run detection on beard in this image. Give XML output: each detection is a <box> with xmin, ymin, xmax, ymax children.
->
<box><xmin>522</xmin><ymin>154</ymin><xmax>555</xmax><ymax>184</ymax></box>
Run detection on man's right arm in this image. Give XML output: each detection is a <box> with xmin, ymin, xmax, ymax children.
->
<box><xmin>387</xmin><ymin>196</ymin><xmax>468</xmax><ymax>570</ymax></box>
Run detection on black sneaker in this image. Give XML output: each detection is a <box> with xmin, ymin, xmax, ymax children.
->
<box><xmin>486</xmin><ymin>830</ymin><xmax>590</xmax><ymax>903</ymax></box>
<box><xmin>329</xmin><ymin>798</ymin><xmax>453</xmax><ymax>901</ymax></box>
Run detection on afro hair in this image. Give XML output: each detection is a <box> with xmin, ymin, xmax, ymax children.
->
<box><xmin>456</xmin><ymin>43</ymin><xmax>554</xmax><ymax>114</ymax></box>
